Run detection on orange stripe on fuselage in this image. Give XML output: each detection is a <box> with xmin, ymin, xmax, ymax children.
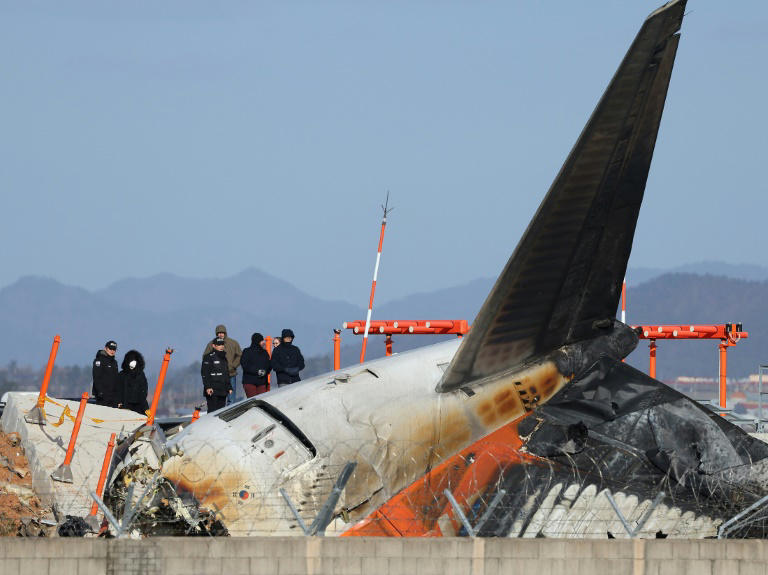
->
<box><xmin>342</xmin><ymin>415</ymin><xmax>541</xmax><ymax>537</ymax></box>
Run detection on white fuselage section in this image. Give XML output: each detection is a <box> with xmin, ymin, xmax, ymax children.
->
<box><xmin>162</xmin><ymin>338</ymin><xmax>568</xmax><ymax>535</ymax></box>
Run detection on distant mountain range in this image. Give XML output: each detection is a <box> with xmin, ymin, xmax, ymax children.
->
<box><xmin>2</xmin><ymin>268</ymin><xmax>361</xmax><ymax>368</ymax></box>
<box><xmin>627</xmin><ymin>261</ymin><xmax>768</xmax><ymax>286</ymax></box>
<box><xmin>2</xmin><ymin>262</ymin><xmax>767</xmax><ymax>378</ymax></box>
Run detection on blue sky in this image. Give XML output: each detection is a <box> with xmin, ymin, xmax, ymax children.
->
<box><xmin>2</xmin><ymin>1</ymin><xmax>767</xmax><ymax>304</ymax></box>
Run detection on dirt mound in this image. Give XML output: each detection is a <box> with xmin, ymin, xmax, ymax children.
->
<box><xmin>0</xmin><ymin>431</ymin><xmax>52</xmax><ymax>536</ymax></box>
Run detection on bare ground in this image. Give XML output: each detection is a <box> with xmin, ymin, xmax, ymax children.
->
<box><xmin>0</xmin><ymin>431</ymin><xmax>52</xmax><ymax>536</ymax></box>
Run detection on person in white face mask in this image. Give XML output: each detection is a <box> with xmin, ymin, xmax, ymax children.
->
<box><xmin>119</xmin><ymin>350</ymin><xmax>150</xmax><ymax>415</ymax></box>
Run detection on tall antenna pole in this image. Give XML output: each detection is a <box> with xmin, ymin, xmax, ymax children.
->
<box><xmin>621</xmin><ymin>277</ymin><xmax>627</xmax><ymax>324</ymax></box>
<box><xmin>360</xmin><ymin>193</ymin><xmax>393</xmax><ymax>363</ymax></box>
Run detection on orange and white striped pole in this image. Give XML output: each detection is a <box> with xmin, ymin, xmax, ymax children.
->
<box><xmin>360</xmin><ymin>194</ymin><xmax>392</xmax><ymax>364</ymax></box>
<box><xmin>621</xmin><ymin>277</ymin><xmax>627</xmax><ymax>324</ymax></box>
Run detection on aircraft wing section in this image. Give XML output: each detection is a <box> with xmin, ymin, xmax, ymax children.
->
<box><xmin>438</xmin><ymin>0</ymin><xmax>686</xmax><ymax>392</ymax></box>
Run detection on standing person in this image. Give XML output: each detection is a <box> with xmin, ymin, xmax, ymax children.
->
<box><xmin>119</xmin><ymin>350</ymin><xmax>149</xmax><ymax>415</ymax></box>
<box><xmin>271</xmin><ymin>329</ymin><xmax>305</xmax><ymax>387</ymax></box>
<box><xmin>272</xmin><ymin>337</ymin><xmax>280</xmax><ymax>351</ymax></box>
<box><xmin>93</xmin><ymin>340</ymin><xmax>121</xmax><ymax>407</ymax></box>
<box><xmin>201</xmin><ymin>338</ymin><xmax>232</xmax><ymax>412</ymax></box>
<box><xmin>202</xmin><ymin>324</ymin><xmax>242</xmax><ymax>403</ymax></box>
<box><xmin>240</xmin><ymin>333</ymin><xmax>271</xmax><ymax>397</ymax></box>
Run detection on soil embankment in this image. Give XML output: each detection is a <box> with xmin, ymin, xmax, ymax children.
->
<box><xmin>0</xmin><ymin>430</ymin><xmax>52</xmax><ymax>535</ymax></box>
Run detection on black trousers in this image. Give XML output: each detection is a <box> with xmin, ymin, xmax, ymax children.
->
<box><xmin>206</xmin><ymin>394</ymin><xmax>227</xmax><ymax>413</ymax></box>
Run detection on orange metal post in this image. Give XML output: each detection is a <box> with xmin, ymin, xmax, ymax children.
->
<box><xmin>190</xmin><ymin>406</ymin><xmax>201</xmax><ymax>423</ymax></box>
<box><xmin>89</xmin><ymin>433</ymin><xmax>116</xmax><ymax>516</ymax></box>
<box><xmin>649</xmin><ymin>339</ymin><xmax>657</xmax><ymax>379</ymax></box>
<box><xmin>333</xmin><ymin>330</ymin><xmax>341</xmax><ymax>371</ymax></box>
<box><xmin>51</xmin><ymin>392</ymin><xmax>89</xmax><ymax>483</ymax></box>
<box><xmin>146</xmin><ymin>348</ymin><xmax>174</xmax><ymax>427</ymax></box>
<box><xmin>266</xmin><ymin>336</ymin><xmax>273</xmax><ymax>390</ymax></box>
<box><xmin>25</xmin><ymin>334</ymin><xmax>62</xmax><ymax>424</ymax></box>
<box><xmin>719</xmin><ymin>340</ymin><xmax>728</xmax><ymax>409</ymax></box>
<box><xmin>385</xmin><ymin>334</ymin><xmax>393</xmax><ymax>357</ymax></box>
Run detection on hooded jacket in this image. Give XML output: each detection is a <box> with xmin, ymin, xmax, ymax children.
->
<box><xmin>201</xmin><ymin>349</ymin><xmax>231</xmax><ymax>397</ymax></box>
<box><xmin>202</xmin><ymin>324</ymin><xmax>242</xmax><ymax>377</ymax></box>
<box><xmin>241</xmin><ymin>333</ymin><xmax>271</xmax><ymax>387</ymax></box>
<box><xmin>119</xmin><ymin>350</ymin><xmax>149</xmax><ymax>414</ymax></box>
<box><xmin>93</xmin><ymin>349</ymin><xmax>120</xmax><ymax>406</ymax></box>
<box><xmin>271</xmin><ymin>340</ymin><xmax>305</xmax><ymax>385</ymax></box>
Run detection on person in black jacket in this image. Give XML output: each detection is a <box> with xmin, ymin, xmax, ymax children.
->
<box><xmin>119</xmin><ymin>350</ymin><xmax>150</xmax><ymax>415</ymax></box>
<box><xmin>93</xmin><ymin>340</ymin><xmax>121</xmax><ymax>407</ymax></box>
<box><xmin>271</xmin><ymin>329</ymin><xmax>305</xmax><ymax>387</ymax></box>
<box><xmin>240</xmin><ymin>332</ymin><xmax>271</xmax><ymax>398</ymax></box>
<box><xmin>201</xmin><ymin>338</ymin><xmax>232</xmax><ymax>412</ymax></box>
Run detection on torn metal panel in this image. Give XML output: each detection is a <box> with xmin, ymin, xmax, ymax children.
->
<box><xmin>347</xmin><ymin>358</ymin><xmax>768</xmax><ymax>538</ymax></box>
<box><xmin>108</xmin><ymin>342</ymin><xmax>571</xmax><ymax>536</ymax></box>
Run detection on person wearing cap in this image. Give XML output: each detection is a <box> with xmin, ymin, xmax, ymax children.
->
<box><xmin>240</xmin><ymin>333</ymin><xmax>271</xmax><ymax>397</ymax></box>
<box><xmin>201</xmin><ymin>337</ymin><xmax>232</xmax><ymax>412</ymax></box>
<box><xmin>93</xmin><ymin>340</ymin><xmax>121</xmax><ymax>407</ymax></box>
<box><xmin>202</xmin><ymin>324</ymin><xmax>242</xmax><ymax>403</ymax></box>
<box><xmin>119</xmin><ymin>350</ymin><xmax>149</xmax><ymax>415</ymax></box>
<box><xmin>270</xmin><ymin>329</ymin><xmax>305</xmax><ymax>387</ymax></box>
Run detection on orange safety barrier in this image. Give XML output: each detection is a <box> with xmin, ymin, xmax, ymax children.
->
<box><xmin>147</xmin><ymin>348</ymin><xmax>173</xmax><ymax>427</ymax></box>
<box><xmin>635</xmin><ymin>323</ymin><xmax>746</xmax><ymax>409</ymax></box>
<box><xmin>51</xmin><ymin>392</ymin><xmax>89</xmax><ymax>483</ymax></box>
<box><xmin>89</xmin><ymin>433</ymin><xmax>116</xmax><ymax>516</ymax></box>
<box><xmin>636</xmin><ymin>324</ymin><xmax>746</xmax><ymax>340</ymax></box>
<box><xmin>25</xmin><ymin>334</ymin><xmax>61</xmax><ymax>424</ymax></box>
<box><xmin>343</xmin><ymin>320</ymin><xmax>470</xmax><ymax>357</ymax></box>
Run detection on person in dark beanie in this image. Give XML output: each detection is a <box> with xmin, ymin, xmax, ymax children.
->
<box><xmin>202</xmin><ymin>324</ymin><xmax>242</xmax><ymax>403</ymax></box>
<box><xmin>240</xmin><ymin>333</ymin><xmax>271</xmax><ymax>397</ymax></box>
<box><xmin>271</xmin><ymin>329</ymin><xmax>305</xmax><ymax>387</ymax></box>
<box><xmin>201</xmin><ymin>338</ymin><xmax>232</xmax><ymax>412</ymax></box>
<box><xmin>119</xmin><ymin>350</ymin><xmax>150</xmax><ymax>415</ymax></box>
<box><xmin>93</xmin><ymin>340</ymin><xmax>120</xmax><ymax>407</ymax></box>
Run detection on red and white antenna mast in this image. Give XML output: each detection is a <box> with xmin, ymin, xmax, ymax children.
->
<box><xmin>621</xmin><ymin>277</ymin><xmax>627</xmax><ymax>324</ymax></box>
<box><xmin>360</xmin><ymin>193</ymin><xmax>393</xmax><ymax>363</ymax></box>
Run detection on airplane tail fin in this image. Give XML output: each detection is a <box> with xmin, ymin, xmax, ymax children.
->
<box><xmin>438</xmin><ymin>0</ymin><xmax>686</xmax><ymax>392</ymax></box>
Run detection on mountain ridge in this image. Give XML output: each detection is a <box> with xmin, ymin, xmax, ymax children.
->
<box><xmin>2</xmin><ymin>265</ymin><xmax>767</xmax><ymax>378</ymax></box>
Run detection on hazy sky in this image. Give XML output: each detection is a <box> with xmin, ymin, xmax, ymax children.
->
<box><xmin>2</xmin><ymin>1</ymin><xmax>767</xmax><ymax>305</ymax></box>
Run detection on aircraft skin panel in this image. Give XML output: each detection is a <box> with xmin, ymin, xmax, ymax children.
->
<box><xmin>160</xmin><ymin>339</ymin><xmax>571</xmax><ymax>535</ymax></box>
<box><xmin>438</xmin><ymin>0</ymin><xmax>687</xmax><ymax>392</ymax></box>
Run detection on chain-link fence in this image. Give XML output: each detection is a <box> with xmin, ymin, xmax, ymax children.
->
<box><xmin>89</xmin><ymin>433</ymin><xmax>768</xmax><ymax>540</ymax></box>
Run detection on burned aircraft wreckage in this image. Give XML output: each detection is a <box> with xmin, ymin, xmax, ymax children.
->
<box><xmin>101</xmin><ymin>0</ymin><xmax>768</xmax><ymax>539</ymax></box>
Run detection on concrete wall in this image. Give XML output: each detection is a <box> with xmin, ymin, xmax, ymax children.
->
<box><xmin>0</xmin><ymin>537</ymin><xmax>767</xmax><ymax>575</ymax></box>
